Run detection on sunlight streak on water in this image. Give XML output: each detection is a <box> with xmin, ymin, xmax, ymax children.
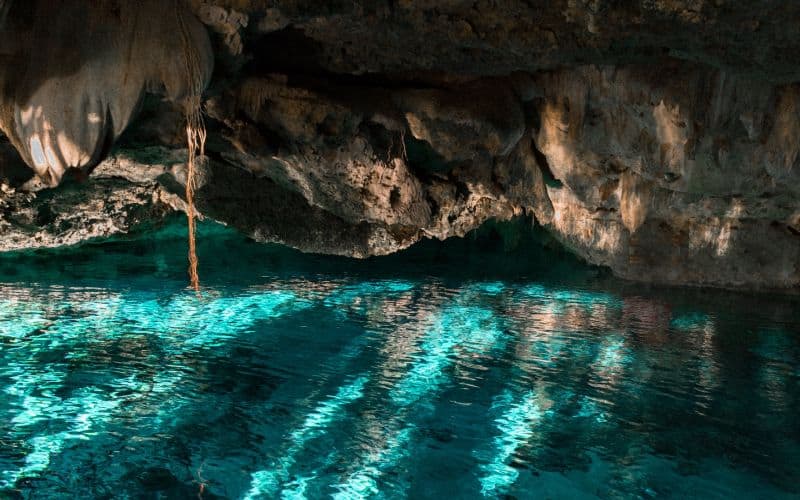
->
<box><xmin>0</xmin><ymin>287</ymin><xmax>314</xmax><ymax>491</ymax></box>
<box><xmin>0</xmin><ymin>257</ymin><xmax>798</xmax><ymax>498</ymax></box>
<box><xmin>331</xmin><ymin>284</ymin><xmax>508</xmax><ymax>498</ymax></box>
<box><xmin>244</xmin><ymin>375</ymin><xmax>369</xmax><ymax>499</ymax></box>
<box><xmin>476</xmin><ymin>389</ymin><xmax>547</xmax><ymax>496</ymax></box>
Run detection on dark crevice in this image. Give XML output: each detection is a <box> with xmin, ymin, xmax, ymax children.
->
<box><xmin>426</xmin><ymin>193</ymin><xmax>440</xmax><ymax>219</ymax></box>
<box><xmin>245</xmin><ymin>26</ymin><xmax>451</xmax><ymax>92</ymax></box>
<box><xmin>523</xmin><ymin>99</ymin><xmax>542</xmax><ymax>132</ymax></box>
<box><xmin>359</xmin><ymin>121</ymin><xmax>395</xmax><ymax>164</ymax></box>
<box><xmin>0</xmin><ymin>134</ymin><xmax>34</xmax><ymax>187</ymax></box>
<box><xmin>34</xmin><ymin>204</ymin><xmax>56</xmax><ymax>227</ymax></box>
<box><xmin>403</xmin><ymin>133</ymin><xmax>456</xmax><ymax>178</ymax></box>
<box><xmin>530</xmin><ymin>138</ymin><xmax>563</xmax><ymax>188</ymax></box>
<box><xmin>389</xmin><ymin>186</ymin><xmax>401</xmax><ymax>209</ymax></box>
<box><xmin>244</xmin><ymin>27</ymin><xmax>328</xmax><ymax>77</ymax></box>
<box><xmin>452</xmin><ymin>179</ymin><xmax>470</xmax><ymax>200</ymax></box>
<box><xmin>91</xmin><ymin>106</ymin><xmax>117</xmax><ymax>169</ymax></box>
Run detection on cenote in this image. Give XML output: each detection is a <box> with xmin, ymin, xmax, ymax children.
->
<box><xmin>0</xmin><ymin>220</ymin><xmax>798</xmax><ymax>499</ymax></box>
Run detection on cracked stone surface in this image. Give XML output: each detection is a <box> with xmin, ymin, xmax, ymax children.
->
<box><xmin>0</xmin><ymin>0</ymin><xmax>799</xmax><ymax>290</ymax></box>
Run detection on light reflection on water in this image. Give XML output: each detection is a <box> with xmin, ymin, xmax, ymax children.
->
<box><xmin>0</xmin><ymin>222</ymin><xmax>798</xmax><ymax>499</ymax></box>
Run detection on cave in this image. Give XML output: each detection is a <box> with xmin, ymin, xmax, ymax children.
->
<box><xmin>0</xmin><ymin>2</ymin><xmax>798</xmax><ymax>498</ymax></box>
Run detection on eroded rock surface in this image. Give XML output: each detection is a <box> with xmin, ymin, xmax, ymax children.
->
<box><xmin>1</xmin><ymin>0</ymin><xmax>799</xmax><ymax>289</ymax></box>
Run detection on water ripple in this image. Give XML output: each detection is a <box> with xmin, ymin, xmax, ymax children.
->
<box><xmin>0</xmin><ymin>275</ymin><xmax>798</xmax><ymax>498</ymax></box>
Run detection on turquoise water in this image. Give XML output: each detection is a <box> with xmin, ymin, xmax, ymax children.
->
<box><xmin>0</xmin><ymin>220</ymin><xmax>798</xmax><ymax>499</ymax></box>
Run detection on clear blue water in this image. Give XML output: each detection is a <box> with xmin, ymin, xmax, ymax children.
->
<box><xmin>0</xmin><ymin>220</ymin><xmax>798</xmax><ymax>499</ymax></box>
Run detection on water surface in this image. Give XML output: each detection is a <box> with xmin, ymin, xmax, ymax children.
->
<box><xmin>0</xmin><ymin>221</ymin><xmax>798</xmax><ymax>499</ymax></box>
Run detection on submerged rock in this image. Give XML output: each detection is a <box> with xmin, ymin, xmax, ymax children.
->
<box><xmin>0</xmin><ymin>0</ymin><xmax>798</xmax><ymax>290</ymax></box>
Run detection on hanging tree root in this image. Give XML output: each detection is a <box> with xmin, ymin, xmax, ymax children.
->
<box><xmin>185</xmin><ymin>116</ymin><xmax>206</xmax><ymax>292</ymax></box>
<box><xmin>176</xmin><ymin>0</ymin><xmax>207</xmax><ymax>291</ymax></box>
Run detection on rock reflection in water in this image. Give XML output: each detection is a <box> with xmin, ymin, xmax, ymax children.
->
<box><xmin>0</xmin><ymin>237</ymin><xmax>798</xmax><ymax>498</ymax></box>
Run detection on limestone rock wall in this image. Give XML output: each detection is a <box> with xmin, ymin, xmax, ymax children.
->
<box><xmin>0</xmin><ymin>0</ymin><xmax>798</xmax><ymax>290</ymax></box>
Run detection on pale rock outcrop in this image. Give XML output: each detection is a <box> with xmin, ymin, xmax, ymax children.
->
<box><xmin>531</xmin><ymin>66</ymin><xmax>800</xmax><ymax>287</ymax></box>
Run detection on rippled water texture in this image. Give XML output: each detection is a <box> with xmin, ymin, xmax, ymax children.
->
<box><xmin>0</xmin><ymin>221</ymin><xmax>798</xmax><ymax>499</ymax></box>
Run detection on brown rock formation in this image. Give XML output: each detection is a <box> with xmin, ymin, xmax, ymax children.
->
<box><xmin>0</xmin><ymin>1</ymin><xmax>799</xmax><ymax>290</ymax></box>
<box><xmin>0</xmin><ymin>0</ymin><xmax>213</xmax><ymax>185</ymax></box>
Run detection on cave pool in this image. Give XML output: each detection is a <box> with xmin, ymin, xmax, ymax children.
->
<box><xmin>0</xmin><ymin>220</ymin><xmax>798</xmax><ymax>499</ymax></box>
